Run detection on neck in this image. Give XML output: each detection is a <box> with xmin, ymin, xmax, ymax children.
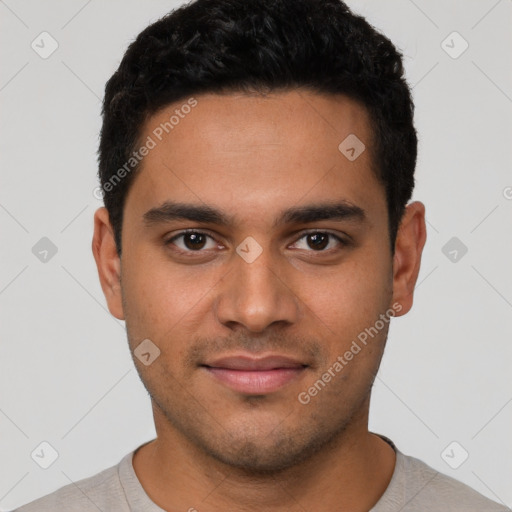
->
<box><xmin>133</xmin><ymin>402</ymin><xmax>396</xmax><ymax>511</ymax></box>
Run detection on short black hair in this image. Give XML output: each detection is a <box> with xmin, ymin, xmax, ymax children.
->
<box><xmin>98</xmin><ymin>0</ymin><xmax>416</xmax><ymax>254</ymax></box>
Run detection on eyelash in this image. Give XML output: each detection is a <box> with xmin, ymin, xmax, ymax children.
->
<box><xmin>165</xmin><ymin>229</ymin><xmax>349</xmax><ymax>255</ymax></box>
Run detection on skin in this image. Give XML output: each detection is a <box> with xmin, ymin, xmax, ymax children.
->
<box><xmin>93</xmin><ymin>90</ymin><xmax>426</xmax><ymax>511</ymax></box>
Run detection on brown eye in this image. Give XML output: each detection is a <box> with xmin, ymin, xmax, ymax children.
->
<box><xmin>306</xmin><ymin>233</ymin><xmax>329</xmax><ymax>250</ymax></box>
<box><xmin>290</xmin><ymin>231</ymin><xmax>347</xmax><ymax>252</ymax></box>
<box><xmin>183</xmin><ymin>232</ymin><xmax>207</xmax><ymax>250</ymax></box>
<box><xmin>166</xmin><ymin>231</ymin><xmax>218</xmax><ymax>252</ymax></box>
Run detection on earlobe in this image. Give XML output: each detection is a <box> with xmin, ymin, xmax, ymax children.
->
<box><xmin>391</xmin><ymin>201</ymin><xmax>427</xmax><ymax>316</ymax></box>
<box><xmin>92</xmin><ymin>207</ymin><xmax>125</xmax><ymax>320</ymax></box>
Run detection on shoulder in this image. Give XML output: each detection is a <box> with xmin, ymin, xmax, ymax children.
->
<box><xmin>377</xmin><ymin>449</ymin><xmax>509</xmax><ymax>512</ymax></box>
<box><xmin>13</xmin><ymin>454</ymin><xmax>131</xmax><ymax>512</ymax></box>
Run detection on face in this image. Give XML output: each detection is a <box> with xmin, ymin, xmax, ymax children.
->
<box><xmin>94</xmin><ymin>90</ymin><xmax>425</xmax><ymax>472</ymax></box>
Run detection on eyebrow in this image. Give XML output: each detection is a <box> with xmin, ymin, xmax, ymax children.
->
<box><xmin>142</xmin><ymin>200</ymin><xmax>366</xmax><ymax>228</ymax></box>
<box><xmin>276</xmin><ymin>202</ymin><xmax>366</xmax><ymax>227</ymax></box>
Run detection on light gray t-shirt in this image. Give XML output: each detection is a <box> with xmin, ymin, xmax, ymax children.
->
<box><xmin>14</xmin><ymin>437</ymin><xmax>508</xmax><ymax>511</ymax></box>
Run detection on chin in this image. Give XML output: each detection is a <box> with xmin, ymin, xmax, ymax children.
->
<box><xmin>207</xmin><ymin>438</ymin><xmax>308</xmax><ymax>474</ymax></box>
<box><xmin>191</xmin><ymin>419</ymin><xmax>343</xmax><ymax>475</ymax></box>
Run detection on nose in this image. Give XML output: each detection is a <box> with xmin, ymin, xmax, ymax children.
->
<box><xmin>214</xmin><ymin>245</ymin><xmax>302</xmax><ymax>333</ymax></box>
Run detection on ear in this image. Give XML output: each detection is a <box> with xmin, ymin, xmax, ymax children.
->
<box><xmin>92</xmin><ymin>207</ymin><xmax>125</xmax><ymax>320</ymax></box>
<box><xmin>391</xmin><ymin>201</ymin><xmax>427</xmax><ymax>316</ymax></box>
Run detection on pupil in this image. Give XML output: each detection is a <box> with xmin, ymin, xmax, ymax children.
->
<box><xmin>308</xmin><ymin>233</ymin><xmax>328</xmax><ymax>250</ymax></box>
<box><xmin>185</xmin><ymin>233</ymin><xmax>206</xmax><ymax>250</ymax></box>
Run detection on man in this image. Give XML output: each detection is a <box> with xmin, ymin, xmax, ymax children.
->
<box><xmin>15</xmin><ymin>0</ymin><xmax>508</xmax><ymax>510</ymax></box>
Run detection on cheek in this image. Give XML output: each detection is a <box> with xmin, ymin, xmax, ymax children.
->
<box><xmin>304</xmin><ymin>253</ymin><xmax>392</xmax><ymax>337</ymax></box>
<box><xmin>120</xmin><ymin>251</ymin><xmax>221</xmax><ymax>345</ymax></box>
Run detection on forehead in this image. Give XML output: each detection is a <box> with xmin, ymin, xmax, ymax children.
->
<box><xmin>124</xmin><ymin>90</ymin><xmax>384</xmax><ymax>227</ymax></box>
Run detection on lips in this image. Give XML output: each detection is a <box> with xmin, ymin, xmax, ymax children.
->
<box><xmin>201</xmin><ymin>355</ymin><xmax>308</xmax><ymax>394</ymax></box>
<box><xmin>205</xmin><ymin>355</ymin><xmax>306</xmax><ymax>371</ymax></box>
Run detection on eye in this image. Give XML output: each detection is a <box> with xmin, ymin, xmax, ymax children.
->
<box><xmin>290</xmin><ymin>231</ymin><xmax>347</xmax><ymax>252</ymax></box>
<box><xmin>166</xmin><ymin>230</ymin><xmax>219</xmax><ymax>252</ymax></box>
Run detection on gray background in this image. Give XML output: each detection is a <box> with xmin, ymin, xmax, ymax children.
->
<box><xmin>1</xmin><ymin>0</ymin><xmax>511</xmax><ymax>509</ymax></box>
